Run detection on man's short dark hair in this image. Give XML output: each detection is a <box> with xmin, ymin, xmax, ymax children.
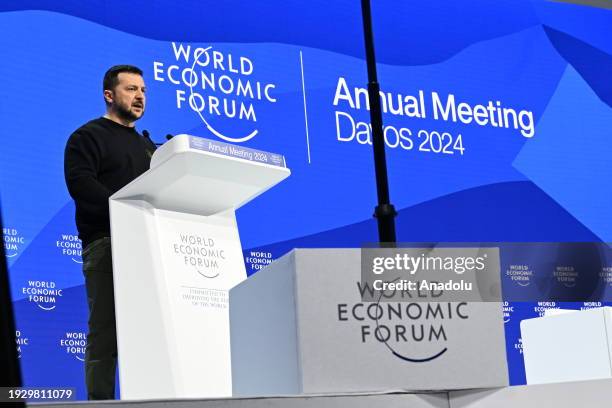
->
<box><xmin>103</xmin><ymin>65</ymin><xmax>143</xmax><ymax>92</ymax></box>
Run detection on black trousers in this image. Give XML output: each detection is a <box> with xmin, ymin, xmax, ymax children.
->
<box><xmin>82</xmin><ymin>237</ymin><xmax>117</xmax><ymax>400</ymax></box>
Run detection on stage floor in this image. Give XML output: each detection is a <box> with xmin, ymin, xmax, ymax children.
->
<box><xmin>30</xmin><ymin>378</ymin><xmax>612</xmax><ymax>408</ymax></box>
<box><xmin>30</xmin><ymin>392</ymin><xmax>448</xmax><ymax>408</ymax></box>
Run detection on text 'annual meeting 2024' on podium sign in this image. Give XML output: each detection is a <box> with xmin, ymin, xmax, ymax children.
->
<box><xmin>109</xmin><ymin>135</ymin><xmax>290</xmax><ymax>400</ymax></box>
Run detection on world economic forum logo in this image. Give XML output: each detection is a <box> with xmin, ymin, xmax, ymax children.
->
<box><xmin>338</xmin><ymin>282</ymin><xmax>471</xmax><ymax>363</ymax></box>
<box><xmin>506</xmin><ymin>264</ymin><xmax>533</xmax><ymax>287</ymax></box>
<box><xmin>244</xmin><ymin>251</ymin><xmax>274</xmax><ymax>274</ymax></box>
<box><xmin>56</xmin><ymin>233</ymin><xmax>82</xmax><ymax>264</ymax></box>
<box><xmin>3</xmin><ymin>227</ymin><xmax>25</xmax><ymax>258</ymax></box>
<box><xmin>15</xmin><ymin>330</ymin><xmax>29</xmax><ymax>359</ymax></box>
<box><xmin>154</xmin><ymin>43</ymin><xmax>278</xmax><ymax>143</ymax></box>
<box><xmin>171</xmin><ymin>233</ymin><xmax>225</xmax><ymax>279</ymax></box>
<box><xmin>503</xmin><ymin>301</ymin><xmax>514</xmax><ymax>324</ymax></box>
<box><xmin>60</xmin><ymin>332</ymin><xmax>86</xmax><ymax>362</ymax></box>
<box><xmin>514</xmin><ymin>338</ymin><xmax>523</xmax><ymax>355</ymax></box>
<box><xmin>23</xmin><ymin>280</ymin><xmax>62</xmax><ymax>311</ymax></box>
<box><xmin>553</xmin><ymin>265</ymin><xmax>578</xmax><ymax>288</ymax></box>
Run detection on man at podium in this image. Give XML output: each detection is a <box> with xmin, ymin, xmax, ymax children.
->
<box><xmin>64</xmin><ymin>65</ymin><xmax>155</xmax><ymax>400</ymax></box>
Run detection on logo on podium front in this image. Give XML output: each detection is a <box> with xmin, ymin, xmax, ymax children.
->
<box><xmin>156</xmin><ymin>211</ymin><xmax>248</xmax><ymax>312</ymax></box>
<box><xmin>171</xmin><ymin>233</ymin><xmax>226</xmax><ymax>279</ymax></box>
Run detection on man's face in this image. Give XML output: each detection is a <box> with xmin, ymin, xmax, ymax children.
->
<box><xmin>106</xmin><ymin>72</ymin><xmax>146</xmax><ymax>122</ymax></box>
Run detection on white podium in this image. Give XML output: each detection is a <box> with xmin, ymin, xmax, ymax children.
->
<box><xmin>521</xmin><ymin>307</ymin><xmax>612</xmax><ymax>385</ymax></box>
<box><xmin>109</xmin><ymin>135</ymin><xmax>290</xmax><ymax>400</ymax></box>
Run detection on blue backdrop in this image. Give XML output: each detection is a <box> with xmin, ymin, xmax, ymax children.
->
<box><xmin>1</xmin><ymin>0</ymin><xmax>611</xmax><ymax>398</ymax></box>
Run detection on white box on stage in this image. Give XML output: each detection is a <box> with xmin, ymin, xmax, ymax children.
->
<box><xmin>230</xmin><ymin>249</ymin><xmax>508</xmax><ymax>396</ymax></box>
<box><xmin>109</xmin><ymin>135</ymin><xmax>290</xmax><ymax>400</ymax></box>
<box><xmin>521</xmin><ymin>307</ymin><xmax>612</xmax><ymax>385</ymax></box>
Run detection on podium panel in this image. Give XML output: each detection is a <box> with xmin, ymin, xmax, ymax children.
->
<box><xmin>521</xmin><ymin>307</ymin><xmax>612</xmax><ymax>385</ymax></box>
<box><xmin>230</xmin><ymin>249</ymin><xmax>508</xmax><ymax>396</ymax></box>
<box><xmin>110</xmin><ymin>135</ymin><xmax>290</xmax><ymax>399</ymax></box>
<box><xmin>111</xmin><ymin>202</ymin><xmax>247</xmax><ymax>399</ymax></box>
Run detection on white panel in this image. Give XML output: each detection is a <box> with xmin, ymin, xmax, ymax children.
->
<box><xmin>230</xmin><ymin>252</ymin><xmax>302</xmax><ymax>396</ymax></box>
<box><xmin>110</xmin><ymin>199</ymin><xmax>179</xmax><ymax>399</ymax></box>
<box><xmin>450</xmin><ymin>378</ymin><xmax>612</xmax><ymax>408</ymax></box>
<box><xmin>155</xmin><ymin>208</ymin><xmax>246</xmax><ymax>397</ymax></box>
<box><xmin>522</xmin><ymin>307</ymin><xmax>612</xmax><ymax>385</ymax></box>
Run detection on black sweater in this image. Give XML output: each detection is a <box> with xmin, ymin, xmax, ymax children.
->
<box><xmin>64</xmin><ymin>117</ymin><xmax>156</xmax><ymax>247</ymax></box>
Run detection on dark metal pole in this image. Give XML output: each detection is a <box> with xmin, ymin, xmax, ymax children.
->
<box><xmin>360</xmin><ymin>0</ymin><xmax>397</xmax><ymax>243</ymax></box>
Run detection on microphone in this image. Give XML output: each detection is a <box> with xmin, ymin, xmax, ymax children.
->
<box><xmin>142</xmin><ymin>130</ymin><xmax>163</xmax><ymax>147</ymax></box>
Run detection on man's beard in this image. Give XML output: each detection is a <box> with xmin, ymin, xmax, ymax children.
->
<box><xmin>115</xmin><ymin>102</ymin><xmax>144</xmax><ymax>122</ymax></box>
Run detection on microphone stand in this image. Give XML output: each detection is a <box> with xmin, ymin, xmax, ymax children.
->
<box><xmin>143</xmin><ymin>131</ymin><xmax>173</xmax><ymax>147</ymax></box>
<box><xmin>360</xmin><ymin>0</ymin><xmax>397</xmax><ymax>244</ymax></box>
